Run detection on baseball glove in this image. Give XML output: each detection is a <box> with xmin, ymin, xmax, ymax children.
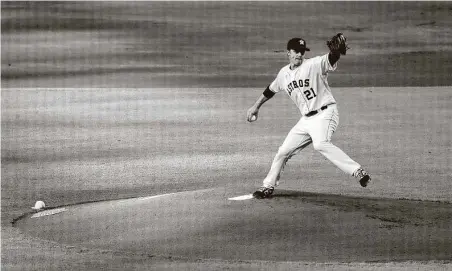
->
<box><xmin>326</xmin><ymin>33</ymin><xmax>349</xmax><ymax>55</ymax></box>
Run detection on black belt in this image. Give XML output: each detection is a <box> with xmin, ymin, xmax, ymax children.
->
<box><xmin>305</xmin><ymin>105</ymin><xmax>329</xmax><ymax>117</ymax></box>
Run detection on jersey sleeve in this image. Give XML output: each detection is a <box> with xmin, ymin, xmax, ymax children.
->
<box><xmin>317</xmin><ymin>53</ymin><xmax>337</xmax><ymax>75</ymax></box>
<box><xmin>269</xmin><ymin>69</ymin><xmax>283</xmax><ymax>93</ymax></box>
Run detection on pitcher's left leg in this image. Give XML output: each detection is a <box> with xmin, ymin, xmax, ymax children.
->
<box><xmin>308</xmin><ymin>105</ymin><xmax>361</xmax><ymax>176</ymax></box>
<box><xmin>262</xmin><ymin>119</ymin><xmax>312</xmax><ymax>188</ymax></box>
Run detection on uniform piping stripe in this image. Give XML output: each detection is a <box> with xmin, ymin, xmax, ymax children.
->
<box><xmin>286</xmin><ymin>134</ymin><xmax>312</xmax><ymax>163</ymax></box>
<box><xmin>275</xmin><ymin>133</ymin><xmax>311</xmax><ymax>184</ymax></box>
<box><xmin>325</xmin><ymin>109</ymin><xmax>336</xmax><ymax>140</ymax></box>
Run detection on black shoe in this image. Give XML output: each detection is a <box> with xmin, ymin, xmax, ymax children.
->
<box><xmin>253</xmin><ymin>186</ymin><xmax>274</xmax><ymax>199</ymax></box>
<box><xmin>355</xmin><ymin>168</ymin><xmax>371</xmax><ymax>187</ymax></box>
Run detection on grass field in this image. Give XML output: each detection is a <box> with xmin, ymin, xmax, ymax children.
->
<box><xmin>2</xmin><ymin>87</ymin><xmax>452</xmax><ymax>270</ymax></box>
<box><xmin>2</xmin><ymin>87</ymin><xmax>451</xmax><ymax>220</ymax></box>
<box><xmin>2</xmin><ymin>1</ymin><xmax>452</xmax><ymax>270</ymax></box>
<box><xmin>2</xmin><ymin>1</ymin><xmax>452</xmax><ymax>88</ymax></box>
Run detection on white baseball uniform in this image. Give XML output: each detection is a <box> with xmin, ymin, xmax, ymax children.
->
<box><xmin>262</xmin><ymin>53</ymin><xmax>361</xmax><ymax>188</ymax></box>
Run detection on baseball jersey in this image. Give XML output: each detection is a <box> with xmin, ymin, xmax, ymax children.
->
<box><xmin>269</xmin><ymin>54</ymin><xmax>337</xmax><ymax>115</ymax></box>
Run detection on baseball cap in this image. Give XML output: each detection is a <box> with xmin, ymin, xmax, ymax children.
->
<box><xmin>287</xmin><ymin>38</ymin><xmax>310</xmax><ymax>52</ymax></box>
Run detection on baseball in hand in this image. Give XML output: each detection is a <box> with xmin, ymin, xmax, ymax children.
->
<box><xmin>251</xmin><ymin>115</ymin><xmax>257</xmax><ymax>121</ymax></box>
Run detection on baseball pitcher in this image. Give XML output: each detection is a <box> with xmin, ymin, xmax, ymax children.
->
<box><xmin>247</xmin><ymin>33</ymin><xmax>371</xmax><ymax>199</ymax></box>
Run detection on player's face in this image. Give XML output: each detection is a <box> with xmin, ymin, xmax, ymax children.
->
<box><xmin>288</xmin><ymin>49</ymin><xmax>305</xmax><ymax>67</ymax></box>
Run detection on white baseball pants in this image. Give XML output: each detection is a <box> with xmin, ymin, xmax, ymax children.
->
<box><xmin>263</xmin><ymin>104</ymin><xmax>361</xmax><ymax>188</ymax></box>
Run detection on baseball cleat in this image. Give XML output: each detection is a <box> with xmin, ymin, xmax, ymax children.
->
<box><xmin>253</xmin><ymin>186</ymin><xmax>275</xmax><ymax>199</ymax></box>
<box><xmin>355</xmin><ymin>168</ymin><xmax>371</xmax><ymax>187</ymax></box>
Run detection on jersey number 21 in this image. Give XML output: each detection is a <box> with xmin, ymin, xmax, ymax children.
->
<box><xmin>304</xmin><ymin>88</ymin><xmax>317</xmax><ymax>100</ymax></box>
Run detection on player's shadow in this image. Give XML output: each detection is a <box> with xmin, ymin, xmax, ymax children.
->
<box><xmin>272</xmin><ymin>190</ymin><xmax>333</xmax><ymax>199</ymax></box>
<box><xmin>270</xmin><ymin>189</ymin><xmax>451</xmax><ymax>227</ymax></box>
<box><xmin>270</xmin><ymin>189</ymin><xmax>368</xmax><ymax>213</ymax></box>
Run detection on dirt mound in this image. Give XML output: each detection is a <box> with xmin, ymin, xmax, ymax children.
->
<box><xmin>14</xmin><ymin>188</ymin><xmax>452</xmax><ymax>262</ymax></box>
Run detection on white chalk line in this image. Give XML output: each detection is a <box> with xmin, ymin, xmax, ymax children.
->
<box><xmin>30</xmin><ymin>193</ymin><xmax>179</xmax><ymax>218</ymax></box>
<box><xmin>31</xmin><ymin>208</ymin><xmax>67</xmax><ymax>218</ymax></box>
<box><xmin>137</xmin><ymin>192</ymin><xmax>179</xmax><ymax>201</ymax></box>
<box><xmin>114</xmin><ymin>193</ymin><xmax>177</xmax><ymax>204</ymax></box>
<box><xmin>115</xmin><ymin>191</ymin><xmax>201</xmax><ymax>204</ymax></box>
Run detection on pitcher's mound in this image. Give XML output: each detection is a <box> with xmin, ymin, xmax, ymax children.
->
<box><xmin>15</xmin><ymin>188</ymin><xmax>452</xmax><ymax>262</ymax></box>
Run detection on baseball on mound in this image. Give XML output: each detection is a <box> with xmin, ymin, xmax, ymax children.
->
<box><xmin>251</xmin><ymin>115</ymin><xmax>257</xmax><ymax>121</ymax></box>
<box><xmin>32</xmin><ymin>200</ymin><xmax>46</xmax><ymax>210</ymax></box>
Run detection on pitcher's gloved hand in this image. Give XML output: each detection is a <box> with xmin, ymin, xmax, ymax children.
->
<box><xmin>326</xmin><ymin>33</ymin><xmax>350</xmax><ymax>55</ymax></box>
